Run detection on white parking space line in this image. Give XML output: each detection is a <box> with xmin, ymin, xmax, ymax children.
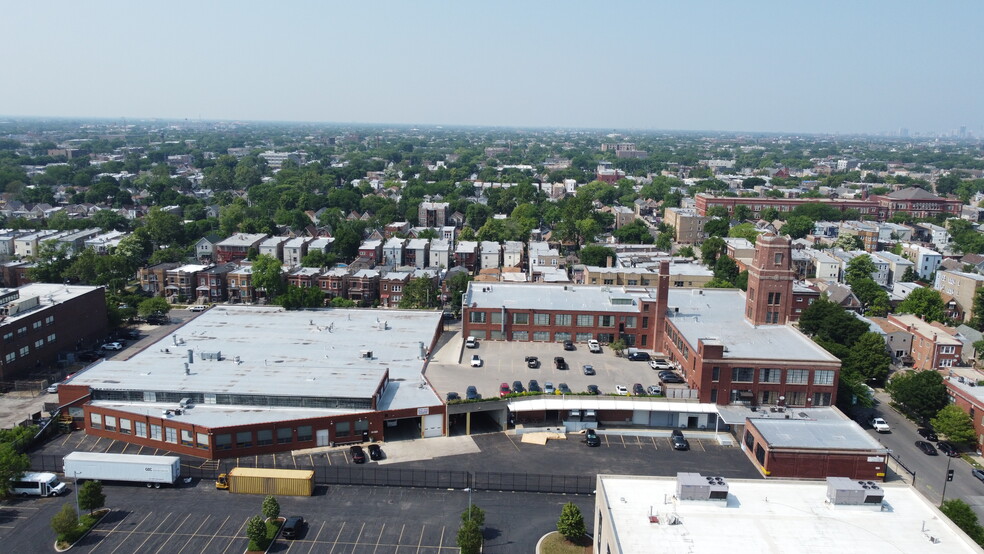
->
<box><xmin>152</xmin><ymin>513</ymin><xmax>191</xmax><ymax>554</ymax></box>
<box><xmin>372</xmin><ymin>523</ymin><xmax>386</xmax><ymax>553</ymax></box>
<box><xmin>328</xmin><ymin>521</ymin><xmax>346</xmax><ymax>554</ymax></box>
<box><xmin>393</xmin><ymin>524</ymin><xmax>406</xmax><ymax>553</ymax></box>
<box><xmin>109</xmin><ymin>512</ymin><xmax>155</xmax><ymax>554</ymax></box>
<box><xmin>131</xmin><ymin>511</ymin><xmax>173</xmax><ymax>554</ymax></box>
<box><xmin>174</xmin><ymin>515</ymin><xmax>211</xmax><ymax>554</ymax></box>
<box><xmin>220</xmin><ymin>517</ymin><xmax>249</xmax><ymax>554</ymax></box>
<box><xmin>199</xmin><ymin>515</ymin><xmax>230</xmax><ymax>554</ymax></box>
<box><xmin>415</xmin><ymin>525</ymin><xmax>426</xmax><ymax>553</ymax></box>
<box><xmin>305</xmin><ymin>521</ymin><xmax>327</xmax><ymax>554</ymax></box>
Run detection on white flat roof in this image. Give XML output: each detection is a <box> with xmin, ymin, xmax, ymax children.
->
<box><xmin>598</xmin><ymin>475</ymin><xmax>979</xmax><ymax>553</ymax></box>
<box><xmin>70</xmin><ymin>306</ymin><xmax>443</xmax><ymax>411</ymax></box>
<box><xmin>465</xmin><ymin>283</ymin><xmax>650</xmax><ymax>313</ymax></box>
<box><xmin>751</xmin><ymin>418</ymin><xmax>887</xmax><ymax>451</ymax></box>
<box><xmin>507</xmin><ymin>397</ymin><xmax>714</xmax><ymax>413</ymax></box>
<box><xmin>666</xmin><ymin>289</ymin><xmax>840</xmax><ymax>363</ymax></box>
<box><xmin>89</xmin><ymin>400</ymin><xmax>368</xmax><ymax>427</ymax></box>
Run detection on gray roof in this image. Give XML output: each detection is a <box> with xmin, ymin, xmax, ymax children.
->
<box><xmin>465</xmin><ymin>283</ymin><xmax>650</xmax><ymax>313</ymax></box>
<box><xmin>751</xmin><ymin>418</ymin><xmax>887</xmax><ymax>451</ymax></box>
<box><xmin>886</xmin><ymin>187</ymin><xmax>939</xmax><ymax>200</ymax></box>
<box><xmin>217</xmin><ymin>233</ymin><xmax>268</xmax><ymax>247</ymax></box>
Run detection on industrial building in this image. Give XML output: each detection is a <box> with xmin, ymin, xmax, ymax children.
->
<box><xmin>594</xmin><ymin>474</ymin><xmax>980</xmax><ymax>553</ymax></box>
<box><xmin>57</xmin><ymin>306</ymin><xmax>444</xmax><ymax>459</ymax></box>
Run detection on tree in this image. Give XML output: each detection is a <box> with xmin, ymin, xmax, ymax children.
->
<box><xmin>782</xmin><ymin>215</ymin><xmax>814</xmax><ymax>239</ymax></box>
<box><xmin>704</xmin><ymin>218</ymin><xmax>729</xmax><ymax>238</ymax></box>
<box><xmin>245</xmin><ymin>515</ymin><xmax>266</xmax><ymax>550</ymax></box>
<box><xmin>50</xmin><ymin>503</ymin><xmax>80</xmax><ymax>541</ymax></box>
<box><xmin>0</xmin><ymin>442</ymin><xmax>30</xmax><ymax>499</ymax></box>
<box><xmin>887</xmin><ymin>370</ymin><xmax>949</xmax><ymax>422</ymax></box>
<box><xmin>262</xmin><ymin>495</ymin><xmax>281</xmax><ymax>520</ymax></box>
<box><xmin>931</xmin><ymin>405</ymin><xmax>977</xmax><ymax>446</ymax></box>
<box><xmin>832</xmin><ymin>234</ymin><xmax>863</xmax><ymax>251</ymax></box>
<box><xmin>461</xmin><ymin>504</ymin><xmax>485</xmax><ymax>526</ymax></box>
<box><xmin>456</xmin><ymin>519</ymin><xmax>482</xmax><ymax>554</ymax></box>
<box><xmin>760</xmin><ymin>207</ymin><xmax>779</xmax><ymax>221</ymax></box>
<box><xmin>733</xmin><ymin>205</ymin><xmax>752</xmax><ymax>222</ymax></box>
<box><xmin>897</xmin><ymin>287</ymin><xmax>946</xmax><ymax>323</ymax></box>
<box><xmin>557</xmin><ymin>502</ymin><xmax>586</xmax><ymax>542</ymax></box>
<box><xmin>78</xmin><ymin>480</ymin><xmax>106</xmax><ymax>515</ymax></box>
<box><xmin>969</xmin><ymin>288</ymin><xmax>984</xmax><ymax>332</ymax></box>
<box><xmin>700</xmin><ymin>237</ymin><xmax>726</xmax><ymax>266</ymax></box>
<box><xmin>27</xmin><ymin>241</ymin><xmax>73</xmax><ymax>283</ymax></box>
<box><xmin>727</xmin><ymin>222</ymin><xmax>758</xmax><ymax>243</ymax></box>
<box><xmin>940</xmin><ymin>499</ymin><xmax>984</xmax><ymax>545</ymax></box>
<box><xmin>578</xmin><ymin>245</ymin><xmax>616</xmax><ymax>267</ymax></box>
<box><xmin>609</xmin><ymin>338</ymin><xmax>626</xmax><ymax>356</ymax></box>
<box><xmin>841</xmin><ymin>333</ymin><xmax>891</xmax><ymax>385</ymax></box>
<box><xmin>900</xmin><ymin>266</ymin><xmax>919</xmax><ymax>282</ymax></box>
<box><xmin>713</xmin><ymin>256</ymin><xmax>739</xmax><ymax>284</ymax></box>
<box><xmin>844</xmin><ymin>255</ymin><xmax>876</xmax><ymax>287</ymax></box>
<box><xmin>445</xmin><ymin>272</ymin><xmax>473</xmax><ymax>315</ymax></box>
<box><xmin>278</xmin><ymin>286</ymin><xmax>325</xmax><ymax>310</ymax></box>
<box><xmin>251</xmin><ymin>254</ymin><xmax>286</xmax><ymax>298</ymax></box>
<box><xmin>399</xmin><ymin>277</ymin><xmax>439</xmax><ymax>309</ymax></box>
<box><xmin>798</xmin><ymin>295</ymin><xmax>869</xmax><ymax>347</ymax></box>
<box><xmin>678</xmin><ymin>246</ymin><xmax>695</xmax><ymax>258</ymax></box>
<box><xmin>137</xmin><ymin>297</ymin><xmax>170</xmax><ymax>318</ymax></box>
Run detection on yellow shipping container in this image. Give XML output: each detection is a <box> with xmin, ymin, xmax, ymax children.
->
<box><xmin>227</xmin><ymin>467</ymin><xmax>315</xmax><ymax>496</ymax></box>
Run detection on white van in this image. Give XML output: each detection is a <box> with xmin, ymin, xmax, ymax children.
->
<box><xmin>11</xmin><ymin>472</ymin><xmax>66</xmax><ymax>497</ymax></box>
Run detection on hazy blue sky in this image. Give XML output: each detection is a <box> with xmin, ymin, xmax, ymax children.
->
<box><xmin>3</xmin><ymin>1</ymin><xmax>982</xmax><ymax>134</ymax></box>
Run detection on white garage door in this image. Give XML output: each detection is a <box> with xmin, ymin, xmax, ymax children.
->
<box><xmin>422</xmin><ymin>414</ymin><xmax>444</xmax><ymax>438</ymax></box>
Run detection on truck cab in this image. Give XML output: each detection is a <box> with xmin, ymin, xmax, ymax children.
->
<box><xmin>215</xmin><ymin>473</ymin><xmax>229</xmax><ymax>490</ymax></box>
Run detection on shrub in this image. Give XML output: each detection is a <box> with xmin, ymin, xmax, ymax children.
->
<box><xmin>262</xmin><ymin>495</ymin><xmax>280</xmax><ymax>519</ymax></box>
<box><xmin>456</xmin><ymin>519</ymin><xmax>482</xmax><ymax>554</ymax></box>
<box><xmin>79</xmin><ymin>480</ymin><xmax>106</xmax><ymax>515</ymax></box>
<box><xmin>557</xmin><ymin>502</ymin><xmax>586</xmax><ymax>541</ymax></box>
<box><xmin>245</xmin><ymin>515</ymin><xmax>266</xmax><ymax>551</ymax></box>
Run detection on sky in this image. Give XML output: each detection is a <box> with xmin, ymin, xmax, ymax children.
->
<box><xmin>2</xmin><ymin>1</ymin><xmax>983</xmax><ymax>135</ymax></box>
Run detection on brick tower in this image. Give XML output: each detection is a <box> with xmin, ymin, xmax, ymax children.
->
<box><xmin>745</xmin><ymin>234</ymin><xmax>795</xmax><ymax>325</ymax></box>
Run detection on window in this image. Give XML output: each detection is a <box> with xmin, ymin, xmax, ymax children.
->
<box><xmin>235</xmin><ymin>431</ymin><xmax>252</xmax><ymax>448</ymax></box>
<box><xmin>512</xmin><ymin>331</ymin><xmax>529</xmax><ymax>341</ymax></box>
<box><xmin>490</xmin><ymin>312</ymin><xmax>502</xmax><ymax>324</ymax></box>
<box><xmin>731</xmin><ymin>367</ymin><xmax>754</xmax><ymax>382</ymax></box>
<box><xmin>512</xmin><ymin>313</ymin><xmax>529</xmax><ymax>325</ymax></box>
<box><xmin>642</xmin><ymin>317</ymin><xmax>649</xmax><ymax>329</ymax></box>
<box><xmin>576</xmin><ymin>315</ymin><xmax>594</xmax><ymax>327</ymax></box>
<box><xmin>197</xmin><ymin>433</ymin><xmax>209</xmax><ymax>449</ymax></box>
<box><xmin>812</xmin><ymin>392</ymin><xmax>832</xmax><ymax>406</ymax></box>
<box><xmin>533</xmin><ymin>331</ymin><xmax>550</xmax><ymax>341</ymax></box>
<box><xmin>355</xmin><ymin>420</ymin><xmax>369</xmax><ymax>433</ymax></box>
<box><xmin>297</xmin><ymin>426</ymin><xmax>313</xmax><ymax>441</ymax></box>
<box><xmin>767</xmin><ymin>292</ymin><xmax>781</xmax><ymax>305</ymax></box>
<box><xmin>45</xmin><ymin>315</ymin><xmax>54</xmax><ymax>325</ymax></box>
<box><xmin>599</xmin><ymin>315</ymin><xmax>615</xmax><ymax>327</ymax></box>
<box><xmin>336</xmin><ymin>422</ymin><xmax>351</xmax><ymax>437</ymax></box>
<box><xmin>150</xmin><ymin>424</ymin><xmax>162</xmax><ymax>441</ymax></box>
<box><xmin>576</xmin><ymin>333</ymin><xmax>593</xmax><ymax>342</ymax></box>
<box><xmin>711</xmin><ymin>367</ymin><xmax>720</xmax><ymax>382</ymax></box>
<box><xmin>165</xmin><ymin>427</ymin><xmax>178</xmax><ymax>444</ymax></box>
<box><xmin>469</xmin><ymin>312</ymin><xmax>487</xmax><ymax>324</ymax></box>
<box><xmin>555</xmin><ymin>314</ymin><xmax>572</xmax><ymax>326</ymax></box>
<box><xmin>940</xmin><ymin>358</ymin><xmax>954</xmax><ymax>367</ymax></box>
<box><xmin>788</xmin><ymin>391</ymin><xmax>807</xmax><ymax>405</ymax></box>
<box><xmin>18</xmin><ymin>346</ymin><xmax>28</xmax><ymax>357</ymax></box>
<box><xmin>940</xmin><ymin>345</ymin><xmax>955</xmax><ymax>354</ymax></box>
<box><xmin>135</xmin><ymin>422</ymin><xmax>147</xmax><ymax>437</ymax></box>
<box><xmin>119</xmin><ymin>419</ymin><xmax>131</xmax><ymax>435</ymax></box>
<box><xmin>180</xmin><ymin>429</ymin><xmax>194</xmax><ymax>446</ymax></box>
<box><xmin>760</xmin><ymin>369</ymin><xmax>781</xmax><ymax>383</ymax></box>
<box><xmin>47</xmin><ymin>334</ymin><xmax>55</xmax><ymax>343</ymax></box>
<box><xmin>4</xmin><ymin>352</ymin><xmax>13</xmax><ymax>363</ymax></box>
<box><xmin>17</xmin><ymin>326</ymin><xmax>26</xmax><ymax>336</ymax></box>
<box><xmin>555</xmin><ymin>332</ymin><xmax>571</xmax><ymax>342</ymax></box>
<box><xmin>625</xmin><ymin>316</ymin><xmax>636</xmax><ymax>328</ymax></box>
<box><xmin>215</xmin><ymin>434</ymin><xmax>232</xmax><ymax>450</ymax></box>
<box><xmin>755</xmin><ymin>444</ymin><xmax>766</xmax><ymax>464</ymax></box>
<box><xmin>2</xmin><ymin>332</ymin><xmax>11</xmax><ymax>341</ymax></box>
<box><xmin>787</xmin><ymin>369</ymin><xmax>809</xmax><ymax>384</ymax></box>
<box><xmin>674</xmin><ymin>281</ymin><xmax>684</xmax><ymax>287</ymax></box>
<box><xmin>277</xmin><ymin>428</ymin><xmax>292</xmax><ymax>444</ymax></box>
<box><xmin>257</xmin><ymin>429</ymin><xmax>273</xmax><ymax>446</ymax></box>
<box><xmin>89</xmin><ymin>413</ymin><xmax>102</xmax><ymax>429</ymax></box>
<box><xmin>32</xmin><ymin>321</ymin><xmax>42</xmax><ymax>330</ymax></box>
<box><xmin>34</xmin><ymin>339</ymin><xmax>43</xmax><ymax>348</ymax></box>
<box><xmin>709</xmin><ymin>389</ymin><xmax>717</xmax><ymax>402</ymax></box>
<box><xmin>533</xmin><ymin>314</ymin><xmax>550</xmax><ymax>326</ymax></box>
<box><xmin>104</xmin><ymin>416</ymin><xmax>116</xmax><ymax>432</ymax></box>
<box><xmin>813</xmin><ymin>370</ymin><xmax>835</xmax><ymax>385</ymax></box>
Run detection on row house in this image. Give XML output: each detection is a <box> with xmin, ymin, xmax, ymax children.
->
<box><xmin>215</xmin><ymin>233</ymin><xmax>268</xmax><ymax>263</ymax></box>
<box><xmin>358</xmin><ymin>240</ymin><xmax>383</xmax><ymax>265</ymax></box>
<box><xmin>379</xmin><ymin>272</ymin><xmax>411</xmax><ymax>308</ymax></box>
<box><xmin>318</xmin><ymin>267</ymin><xmax>349</xmax><ymax>299</ymax></box>
<box><xmin>480</xmin><ymin>241</ymin><xmax>502</xmax><ymax>270</ymax></box>
<box><xmin>308</xmin><ymin>237</ymin><xmax>334</xmax><ymax>259</ymax></box>
<box><xmin>383</xmin><ymin>238</ymin><xmax>406</xmax><ymax>267</ymax></box>
<box><xmin>287</xmin><ymin>267</ymin><xmax>321</xmax><ymax>288</ymax></box>
<box><xmin>418</xmin><ymin>201</ymin><xmax>450</xmax><ymax>227</ymax></box>
<box><xmin>914</xmin><ymin>222</ymin><xmax>952</xmax><ymax>252</ymax></box>
<box><xmin>869</xmin><ymin>317</ymin><xmax>914</xmax><ymax>365</ymax></box>
<box><xmin>887</xmin><ymin>313</ymin><xmax>961</xmax><ymax>370</ymax></box>
<box><xmin>829</xmin><ymin>250</ymin><xmax>890</xmax><ymax>287</ymax></box>
<box><xmin>0</xmin><ymin>230</ymin><xmax>29</xmax><ymax>256</ymax></box>
<box><xmin>405</xmin><ymin>239</ymin><xmax>430</xmax><ymax>269</ymax></box>
<box><xmin>15</xmin><ymin>230</ymin><xmax>62</xmax><ymax>258</ymax></box>
<box><xmin>663</xmin><ymin>207</ymin><xmax>708</xmax><ymax>245</ymax></box>
<box><xmin>877</xmin><ymin>222</ymin><xmax>914</xmax><ymax>244</ymax></box>
<box><xmin>197</xmin><ymin>263</ymin><xmax>236</xmax><ymax>303</ymax></box>
<box><xmin>934</xmin><ymin>270</ymin><xmax>984</xmax><ymax>324</ymax></box>
<box><xmin>454</xmin><ymin>241</ymin><xmax>479</xmax><ymax>272</ymax></box>
<box><xmin>165</xmin><ymin>264</ymin><xmax>210</xmax><ymax>301</ymax></box>
<box><xmin>871</xmin><ymin>251</ymin><xmax>916</xmax><ymax>285</ymax></box>
<box><xmin>195</xmin><ymin>233</ymin><xmax>223</xmax><ymax>263</ymax></box>
<box><xmin>429</xmin><ymin>239</ymin><xmax>452</xmax><ymax>269</ymax></box>
<box><xmin>259</xmin><ymin>236</ymin><xmax>289</xmax><ymax>261</ymax></box>
<box><xmin>0</xmin><ymin>261</ymin><xmax>32</xmax><ymax>288</ymax></box>
<box><xmin>503</xmin><ymin>241</ymin><xmax>524</xmax><ymax>268</ymax></box>
<box><xmin>57</xmin><ymin>228</ymin><xmax>101</xmax><ymax>255</ymax></box>
<box><xmin>283</xmin><ymin>237</ymin><xmax>313</xmax><ymax>266</ymax></box>
<box><xmin>384</xmin><ymin>221</ymin><xmax>411</xmax><ymax>237</ymax></box>
<box><xmin>84</xmin><ymin>230</ymin><xmax>126</xmax><ymax>254</ymax></box>
<box><xmin>347</xmin><ymin>269</ymin><xmax>380</xmax><ymax>304</ymax></box>
<box><xmin>139</xmin><ymin>262</ymin><xmax>181</xmax><ymax>295</ymax></box>
<box><xmin>227</xmin><ymin>266</ymin><xmax>256</xmax><ymax>304</ymax></box>
<box><xmin>900</xmin><ymin>243</ymin><xmax>942</xmax><ymax>280</ymax></box>
<box><xmin>838</xmin><ymin>221</ymin><xmax>879</xmax><ymax>252</ymax></box>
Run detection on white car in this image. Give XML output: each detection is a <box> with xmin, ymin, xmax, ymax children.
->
<box><xmin>188</xmin><ymin>305</ymin><xmax>207</xmax><ymax>312</ymax></box>
<box><xmin>47</xmin><ymin>383</ymin><xmax>60</xmax><ymax>394</ymax></box>
<box><xmin>649</xmin><ymin>358</ymin><xmax>672</xmax><ymax>370</ymax></box>
<box><xmin>614</xmin><ymin>384</ymin><xmax>628</xmax><ymax>395</ymax></box>
<box><xmin>465</xmin><ymin>336</ymin><xmax>478</xmax><ymax>349</ymax></box>
<box><xmin>470</xmin><ymin>354</ymin><xmax>482</xmax><ymax>367</ymax></box>
<box><xmin>587</xmin><ymin>340</ymin><xmax>602</xmax><ymax>353</ymax></box>
<box><xmin>647</xmin><ymin>385</ymin><xmax>662</xmax><ymax>395</ymax></box>
<box><xmin>870</xmin><ymin>417</ymin><xmax>890</xmax><ymax>433</ymax></box>
<box><xmin>101</xmin><ymin>342</ymin><xmax>123</xmax><ymax>351</ymax></box>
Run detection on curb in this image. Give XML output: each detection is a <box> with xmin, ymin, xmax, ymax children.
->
<box><xmin>53</xmin><ymin>507</ymin><xmax>111</xmax><ymax>552</ymax></box>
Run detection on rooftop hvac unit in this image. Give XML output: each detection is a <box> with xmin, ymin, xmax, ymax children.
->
<box><xmin>360</xmin><ymin>350</ymin><xmax>373</xmax><ymax>359</ymax></box>
<box><xmin>826</xmin><ymin>477</ymin><xmax>884</xmax><ymax>505</ymax></box>
<box><xmin>199</xmin><ymin>351</ymin><xmax>222</xmax><ymax>361</ymax></box>
<box><xmin>676</xmin><ymin>472</ymin><xmax>729</xmax><ymax>501</ymax></box>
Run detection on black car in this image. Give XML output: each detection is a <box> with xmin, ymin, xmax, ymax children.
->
<box><xmin>466</xmin><ymin>386</ymin><xmax>480</xmax><ymax>400</ymax></box>
<box><xmin>586</xmin><ymin>384</ymin><xmax>600</xmax><ymax>395</ymax></box>
<box><xmin>671</xmin><ymin>432</ymin><xmax>690</xmax><ymax>451</ymax></box>
<box><xmin>525</xmin><ymin>356</ymin><xmax>540</xmax><ymax>368</ymax></box>
<box><xmin>558</xmin><ymin>383</ymin><xmax>572</xmax><ymax>395</ymax></box>
<box><xmin>627</xmin><ymin>351</ymin><xmax>651</xmax><ymax>361</ymax></box>
<box><xmin>915</xmin><ymin>440</ymin><xmax>938</xmax><ymax>456</ymax></box>
<box><xmin>350</xmin><ymin>445</ymin><xmax>367</xmax><ymax>463</ymax></box>
<box><xmin>77</xmin><ymin>350</ymin><xmax>102</xmax><ymax>362</ymax></box>
<box><xmin>146</xmin><ymin>314</ymin><xmax>169</xmax><ymax>325</ymax></box>
<box><xmin>582</xmin><ymin>364</ymin><xmax>595</xmax><ymax>376</ymax></box>
<box><xmin>124</xmin><ymin>329</ymin><xmax>141</xmax><ymax>340</ymax></box>
<box><xmin>661</xmin><ymin>374</ymin><xmax>685</xmax><ymax>384</ymax></box>
<box><xmin>554</xmin><ymin>356</ymin><xmax>567</xmax><ymax>370</ymax></box>
<box><xmin>368</xmin><ymin>444</ymin><xmax>383</xmax><ymax>461</ymax></box>
<box><xmin>937</xmin><ymin>441</ymin><xmax>959</xmax><ymax>457</ymax></box>
<box><xmin>585</xmin><ymin>428</ymin><xmax>601</xmax><ymax>447</ymax></box>
<box><xmin>632</xmin><ymin>383</ymin><xmax>645</xmax><ymax>396</ymax></box>
<box><xmin>512</xmin><ymin>380</ymin><xmax>525</xmax><ymax>394</ymax></box>
<box><xmin>528</xmin><ymin>380</ymin><xmax>541</xmax><ymax>393</ymax></box>
<box><xmin>282</xmin><ymin>516</ymin><xmax>305</xmax><ymax>540</ymax></box>
<box><xmin>563</xmin><ymin>340</ymin><xmax>575</xmax><ymax>351</ymax></box>
<box><xmin>446</xmin><ymin>391</ymin><xmax>460</xmax><ymax>402</ymax></box>
<box><xmin>917</xmin><ymin>428</ymin><xmax>939</xmax><ymax>442</ymax></box>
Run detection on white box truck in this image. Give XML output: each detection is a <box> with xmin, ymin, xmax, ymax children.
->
<box><xmin>63</xmin><ymin>452</ymin><xmax>181</xmax><ymax>488</ymax></box>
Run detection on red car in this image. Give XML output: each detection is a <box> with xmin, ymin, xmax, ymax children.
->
<box><xmin>499</xmin><ymin>383</ymin><xmax>511</xmax><ymax>397</ymax></box>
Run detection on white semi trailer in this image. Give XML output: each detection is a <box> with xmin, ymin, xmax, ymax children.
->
<box><xmin>63</xmin><ymin>452</ymin><xmax>181</xmax><ymax>488</ymax></box>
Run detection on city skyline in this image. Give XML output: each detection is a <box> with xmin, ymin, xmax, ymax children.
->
<box><xmin>3</xmin><ymin>1</ymin><xmax>983</xmax><ymax>135</ymax></box>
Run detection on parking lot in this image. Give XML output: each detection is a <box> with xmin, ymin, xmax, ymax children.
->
<box><xmin>426</xmin><ymin>333</ymin><xmax>686</xmax><ymax>401</ymax></box>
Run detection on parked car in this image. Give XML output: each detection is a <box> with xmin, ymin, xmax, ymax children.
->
<box><xmin>188</xmin><ymin>304</ymin><xmax>207</xmax><ymax>312</ymax></box>
<box><xmin>614</xmin><ymin>384</ymin><xmax>628</xmax><ymax>395</ymax></box>
<box><xmin>647</xmin><ymin>385</ymin><xmax>662</xmax><ymax>395</ymax></box>
<box><xmin>470</xmin><ymin>354</ymin><xmax>482</xmax><ymax>367</ymax></box>
<box><xmin>525</xmin><ymin>356</ymin><xmax>540</xmax><ymax>368</ymax></box>
<box><xmin>671</xmin><ymin>432</ymin><xmax>690</xmax><ymax>451</ymax></box>
<box><xmin>466</xmin><ymin>386</ymin><xmax>479</xmax><ymax>400</ymax></box>
<box><xmin>627</xmin><ymin>351</ymin><xmax>651</xmax><ymax>361</ymax></box>
<box><xmin>512</xmin><ymin>380</ymin><xmax>525</xmax><ymax>394</ymax></box>
<box><xmin>563</xmin><ymin>339</ymin><xmax>575</xmax><ymax>351</ymax></box>
<box><xmin>146</xmin><ymin>314</ymin><xmax>169</xmax><ymax>325</ymax></box>
<box><xmin>446</xmin><ymin>391</ymin><xmax>460</xmax><ymax>402</ymax></box>
<box><xmin>528</xmin><ymin>380</ymin><xmax>541</xmax><ymax>393</ymax></box>
<box><xmin>47</xmin><ymin>382</ymin><xmax>60</xmax><ymax>394</ymax></box>
<box><xmin>77</xmin><ymin>350</ymin><xmax>102</xmax><ymax>362</ymax></box>
<box><xmin>558</xmin><ymin>383</ymin><xmax>572</xmax><ymax>395</ymax></box>
<box><xmin>350</xmin><ymin>445</ymin><xmax>367</xmax><ymax>464</ymax></box>
<box><xmin>101</xmin><ymin>342</ymin><xmax>123</xmax><ymax>351</ymax></box>
<box><xmin>660</xmin><ymin>373</ymin><xmax>685</xmax><ymax>384</ymax></box>
<box><xmin>282</xmin><ymin>516</ymin><xmax>305</xmax><ymax>540</ymax></box>
<box><xmin>587</xmin><ymin>339</ymin><xmax>601</xmax><ymax>353</ymax></box>
<box><xmin>544</xmin><ymin>382</ymin><xmax>556</xmax><ymax>395</ymax></box>
<box><xmin>123</xmin><ymin>329</ymin><xmax>141</xmax><ymax>340</ymax></box>
<box><xmin>917</xmin><ymin>428</ymin><xmax>938</xmax><ymax>441</ymax></box>
<box><xmin>554</xmin><ymin>356</ymin><xmax>567</xmax><ymax>370</ymax></box>
<box><xmin>586</xmin><ymin>384</ymin><xmax>600</xmax><ymax>395</ymax></box>
<box><xmin>937</xmin><ymin>441</ymin><xmax>959</xmax><ymax>457</ymax></box>
<box><xmin>915</xmin><ymin>440</ymin><xmax>938</xmax><ymax>456</ymax></box>
<box><xmin>499</xmin><ymin>383</ymin><xmax>511</xmax><ymax>397</ymax></box>
<box><xmin>649</xmin><ymin>358</ymin><xmax>672</xmax><ymax>370</ymax></box>
<box><xmin>973</xmin><ymin>468</ymin><xmax>984</xmax><ymax>483</ymax></box>
<box><xmin>632</xmin><ymin>383</ymin><xmax>645</xmax><ymax>396</ymax></box>
<box><xmin>870</xmin><ymin>417</ymin><xmax>890</xmax><ymax>433</ymax></box>
<box><xmin>585</xmin><ymin>428</ymin><xmax>601</xmax><ymax>447</ymax></box>
<box><xmin>368</xmin><ymin>444</ymin><xmax>383</xmax><ymax>461</ymax></box>
<box><xmin>582</xmin><ymin>364</ymin><xmax>595</xmax><ymax>376</ymax></box>
<box><xmin>465</xmin><ymin>336</ymin><xmax>478</xmax><ymax>348</ymax></box>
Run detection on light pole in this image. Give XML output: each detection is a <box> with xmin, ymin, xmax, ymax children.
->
<box><xmin>463</xmin><ymin>487</ymin><xmax>472</xmax><ymax>520</ymax></box>
<box><xmin>73</xmin><ymin>471</ymin><xmax>81</xmax><ymax>517</ymax></box>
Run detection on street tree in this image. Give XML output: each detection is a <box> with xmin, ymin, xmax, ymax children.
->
<box><xmin>251</xmin><ymin>254</ymin><xmax>286</xmax><ymax>298</ymax></box>
<box><xmin>50</xmin><ymin>503</ymin><xmax>80</xmax><ymax>541</ymax></box>
<box><xmin>557</xmin><ymin>502</ymin><xmax>586</xmax><ymax>542</ymax></box>
<box><xmin>262</xmin><ymin>495</ymin><xmax>281</xmax><ymax>519</ymax></box>
<box><xmin>704</xmin><ymin>218</ymin><xmax>729</xmax><ymax>238</ymax></box>
<box><xmin>940</xmin><ymin>499</ymin><xmax>984</xmax><ymax>545</ymax></box>
<box><xmin>579</xmin><ymin>245</ymin><xmax>616</xmax><ymax>267</ymax></box>
<box><xmin>931</xmin><ymin>405</ymin><xmax>977</xmax><ymax>446</ymax></box>
<box><xmin>399</xmin><ymin>277</ymin><xmax>439</xmax><ymax>309</ymax></box>
<box><xmin>897</xmin><ymin>287</ymin><xmax>946</xmax><ymax>323</ymax></box>
<box><xmin>456</xmin><ymin>519</ymin><xmax>482</xmax><ymax>554</ymax></box>
<box><xmin>78</xmin><ymin>480</ymin><xmax>106</xmax><ymax>515</ymax></box>
<box><xmin>841</xmin><ymin>332</ymin><xmax>891</xmax><ymax>385</ymax></box>
<box><xmin>887</xmin><ymin>370</ymin><xmax>949</xmax><ymax>422</ymax></box>
<box><xmin>137</xmin><ymin>297</ymin><xmax>170</xmax><ymax>318</ymax></box>
<box><xmin>700</xmin><ymin>237</ymin><xmax>726</xmax><ymax>266</ymax></box>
